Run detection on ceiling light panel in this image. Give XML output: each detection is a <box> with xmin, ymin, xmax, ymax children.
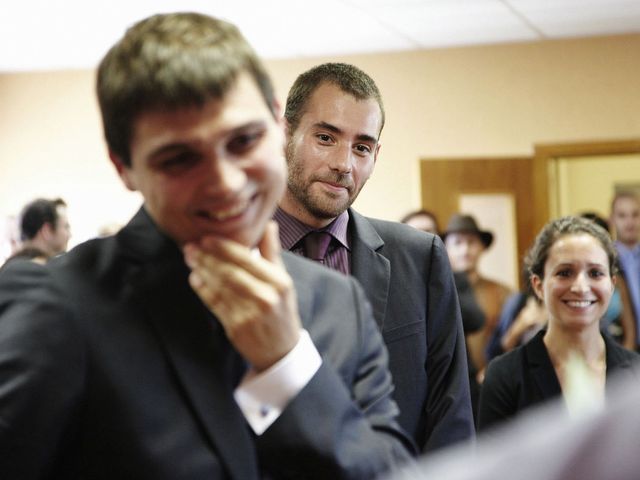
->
<box><xmin>367</xmin><ymin>0</ymin><xmax>540</xmax><ymax>48</ymax></box>
<box><xmin>508</xmin><ymin>0</ymin><xmax>640</xmax><ymax>37</ymax></box>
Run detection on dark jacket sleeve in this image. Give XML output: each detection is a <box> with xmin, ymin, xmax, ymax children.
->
<box><xmin>477</xmin><ymin>352</ymin><xmax>520</xmax><ymax>431</ymax></box>
<box><xmin>0</xmin><ymin>262</ymin><xmax>85</xmax><ymax>478</ymax></box>
<box><xmin>422</xmin><ymin>236</ymin><xmax>475</xmax><ymax>451</ymax></box>
<box><xmin>256</xmin><ymin>275</ymin><xmax>415</xmax><ymax>479</ymax></box>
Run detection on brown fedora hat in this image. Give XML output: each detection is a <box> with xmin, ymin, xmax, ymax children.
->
<box><xmin>442</xmin><ymin>214</ymin><xmax>493</xmax><ymax>248</ymax></box>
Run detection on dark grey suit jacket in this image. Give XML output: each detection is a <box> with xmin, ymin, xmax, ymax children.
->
<box><xmin>478</xmin><ymin>329</ymin><xmax>640</xmax><ymax>431</ymax></box>
<box><xmin>0</xmin><ymin>208</ymin><xmax>412</xmax><ymax>479</ymax></box>
<box><xmin>348</xmin><ymin>209</ymin><xmax>474</xmax><ymax>451</ymax></box>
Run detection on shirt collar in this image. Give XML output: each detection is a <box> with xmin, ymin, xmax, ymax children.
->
<box><xmin>274</xmin><ymin>207</ymin><xmax>350</xmax><ymax>250</ymax></box>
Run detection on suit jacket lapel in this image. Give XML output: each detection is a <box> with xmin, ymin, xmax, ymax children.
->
<box><xmin>282</xmin><ymin>252</ymin><xmax>313</xmax><ymax>329</ymax></box>
<box><xmin>120</xmin><ymin>208</ymin><xmax>258</xmax><ymax>479</ymax></box>
<box><xmin>525</xmin><ymin>332</ymin><xmax>562</xmax><ymax>401</ymax></box>
<box><xmin>348</xmin><ymin>209</ymin><xmax>390</xmax><ymax>330</ymax></box>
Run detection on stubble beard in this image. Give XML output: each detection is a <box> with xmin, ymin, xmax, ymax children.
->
<box><xmin>285</xmin><ymin>144</ymin><xmax>356</xmax><ymax>222</ymax></box>
<box><xmin>287</xmin><ymin>167</ymin><xmax>353</xmax><ymax>221</ymax></box>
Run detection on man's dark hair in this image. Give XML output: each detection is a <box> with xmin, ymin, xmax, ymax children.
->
<box><xmin>97</xmin><ymin>12</ymin><xmax>277</xmax><ymax>167</ymax></box>
<box><xmin>285</xmin><ymin>62</ymin><xmax>385</xmax><ymax>136</ymax></box>
<box><xmin>19</xmin><ymin>198</ymin><xmax>66</xmax><ymax>241</ymax></box>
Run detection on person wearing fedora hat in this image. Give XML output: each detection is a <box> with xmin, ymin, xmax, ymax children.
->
<box><xmin>443</xmin><ymin>214</ymin><xmax>512</xmax><ymax>388</ymax></box>
<box><xmin>442</xmin><ymin>214</ymin><xmax>494</xmax><ymax>249</ymax></box>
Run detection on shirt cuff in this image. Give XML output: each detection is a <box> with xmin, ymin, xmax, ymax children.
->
<box><xmin>233</xmin><ymin>329</ymin><xmax>322</xmax><ymax>435</ymax></box>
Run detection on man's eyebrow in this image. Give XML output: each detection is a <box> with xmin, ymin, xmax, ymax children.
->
<box><xmin>148</xmin><ymin>142</ymin><xmax>193</xmax><ymax>161</ymax></box>
<box><xmin>314</xmin><ymin>121</ymin><xmax>378</xmax><ymax>144</ymax></box>
<box><xmin>148</xmin><ymin>142</ymin><xmax>191</xmax><ymax>158</ymax></box>
<box><xmin>229</xmin><ymin>120</ymin><xmax>268</xmax><ymax>135</ymax></box>
<box><xmin>314</xmin><ymin>121</ymin><xmax>342</xmax><ymax>134</ymax></box>
<box><xmin>356</xmin><ymin>133</ymin><xmax>378</xmax><ymax>144</ymax></box>
<box><xmin>147</xmin><ymin>120</ymin><xmax>269</xmax><ymax>160</ymax></box>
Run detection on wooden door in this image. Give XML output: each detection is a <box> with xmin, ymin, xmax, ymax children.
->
<box><xmin>420</xmin><ymin>156</ymin><xmax>537</xmax><ymax>289</ymax></box>
<box><xmin>419</xmin><ymin>140</ymin><xmax>640</xmax><ymax>289</ymax></box>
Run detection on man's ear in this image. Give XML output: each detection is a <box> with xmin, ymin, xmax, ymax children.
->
<box><xmin>268</xmin><ymin>98</ymin><xmax>289</xmax><ymax>152</ymax></box>
<box><xmin>267</xmin><ymin>97</ymin><xmax>288</xmax><ymax>133</ymax></box>
<box><xmin>109</xmin><ymin>150</ymin><xmax>137</xmax><ymax>192</ymax></box>
<box><xmin>39</xmin><ymin>222</ymin><xmax>54</xmax><ymax>242</ymax></box>
<box><xmin>271</xmin><ymin>97</ymin><xmax>284</xmax><ymax>121</ymax></box>
<box><xmin>373</xmin><ymin>142</ymin><xmax>382</xmax><ymax>164</ymax></box>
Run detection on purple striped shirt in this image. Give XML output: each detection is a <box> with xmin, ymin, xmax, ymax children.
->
<box><xmin>273</xmin><ymin>207</ymin><xmax>351</xmax><ymax>275</ymax></box>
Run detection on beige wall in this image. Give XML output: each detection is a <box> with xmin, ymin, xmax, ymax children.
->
<box><xmin>556</xmin><ymin>153</ymin><xmax>640</xmax><ymax>219</ymax></box>
<box><xmin>1</xmin><ymin>34</ymin><xmax>639</xmax><ymax>247</ymax></box>
<box><xmin>0</xmin><ymin>70</ymin><xmax>142</xmax><ymax>247</ymax></box>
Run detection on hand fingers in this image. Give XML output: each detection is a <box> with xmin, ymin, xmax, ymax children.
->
<box><xmin>193</xmin><ymin>234</ymin><xmax>289</xmax><ymax>288</ymax></box>
<box><xmin>186</xmin><ymin>244</ymin><xmax>283</xmax><ymax>313</ymax></box>
<box><xmin>258</xmin><ymin>221</ymin><xmax>284</xmax><ymax>267</ymax></box>
<box><xmin>183</xmin><ymin>234</ymin><xmax>301</xmax><ymax>370</ymax></box>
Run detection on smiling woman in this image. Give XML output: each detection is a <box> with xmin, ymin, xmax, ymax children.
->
<box><xmin>477</xmin><ymin>216</ymin><xmax>640</xmax><ymax>431</ymax></box>
<box><xmin>532</xmin><ymin>234</ymin><xmax>612</xmax><ymax>332</ymax></box>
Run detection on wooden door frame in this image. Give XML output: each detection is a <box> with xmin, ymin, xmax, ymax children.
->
<box><xmin>532</xmin><ymin>138</ymin><xmax>640</xmax><ymax>232</ymax></box>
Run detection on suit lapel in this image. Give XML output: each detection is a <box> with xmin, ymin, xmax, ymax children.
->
<box><xmin>120</xmin><ymin>208</ymin><xmax>258</xmax><ymax>479</ymax></box>
<box><xmin>282</xmin><ymin>253</ymin><xmax>311</xmax><ymax>325</ymax></box>
<box><xmin>348</xmin><ymin>209</ymin><xmax>390</xmax><ymax>330</ymax></box>
<box><xmin>526</xmin><ymin>332</ymin><xmax>562</xmax><ymax>400</ymax></box>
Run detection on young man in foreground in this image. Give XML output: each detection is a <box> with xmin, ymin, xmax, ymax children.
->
<box><xmin>0</xmin><ymin>13</ymin><xmax>413</xmax><ymax>479</ymax></box>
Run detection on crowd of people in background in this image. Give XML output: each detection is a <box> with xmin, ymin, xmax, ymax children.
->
<box><xmin>391</xmin><ymin>200</ymin><xmax>640</xmax><ymax>480</ymax></box>
<box><xmin>0</xmin><ymin>9</ymin><xmax>639</xmax><ymax>478</ymax></box>
<box><xmin>401</xmin><ymin>189</ymin><xmax>640</xmax><ymax>431</ymax></box>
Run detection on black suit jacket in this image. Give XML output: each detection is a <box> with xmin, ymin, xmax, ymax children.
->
<box><xmin>348</xmin><ymin>210</ymin><xmax>474</xmax><ymax>451</ymax></box>
<box><xmin>478</xmin><ymin>329</ymin><xmax>640</xmax><ymax>431</ymax></box>
<box><xmin>0</xmin><ymin>208</ymin><xmax>412</xmax><ymax>479</ymax></box>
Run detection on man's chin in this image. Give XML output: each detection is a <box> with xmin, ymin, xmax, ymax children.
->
<box><xmin>309</xmin><ymin>197</ymin><xmax>352</xmax><ymax>219</ymax></box>
<box><xmin>198</xmin><ymin>230</ymin><xmax>259</xmax><ymax>248</ymax></box>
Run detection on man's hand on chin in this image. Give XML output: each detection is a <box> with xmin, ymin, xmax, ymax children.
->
<box><xmin>184</xmin><ymin>221</ymin><xmax>301</xmax><ymax>372</ymax></box>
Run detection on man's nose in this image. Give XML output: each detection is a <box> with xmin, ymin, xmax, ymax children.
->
<box><xmin>328</xmin><ymin>144</ymin><xmax>353</xmax><ymax>174</ymax></box>
<box><xmin>204</xmin><ymin>156</ymin><xmax>246</xmax><ymax>195</ymax></box>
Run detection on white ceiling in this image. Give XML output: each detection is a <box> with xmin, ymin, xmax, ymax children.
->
<box><xmin>2</xmin><ymin>0</ymin><xmax>639</xmax><ymax>72</ymax></box>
